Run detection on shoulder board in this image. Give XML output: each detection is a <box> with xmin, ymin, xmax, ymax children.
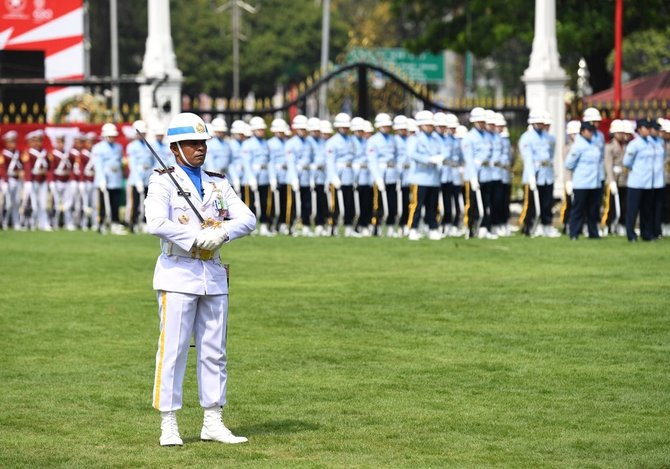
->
<box><xmin>204</xmin><ymin>171</ymin><xmax>226</xmax><ymax>179</ymax></box>
<box><xmin>154</xmin><ymin>166</ymin><xmax>175</xmax><ymax>175</ymax></box>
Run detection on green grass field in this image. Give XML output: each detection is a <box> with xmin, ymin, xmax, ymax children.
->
<box><xmin>1</xmin><ymin>231</ymin><xmax>669</xmax><ymax>468</ymax></box>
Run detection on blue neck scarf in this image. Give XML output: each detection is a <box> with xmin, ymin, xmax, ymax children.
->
<box><xmin>179</xmin><ymin>163</ymin><xmax>203</xmax><ymax>198</ymax></box>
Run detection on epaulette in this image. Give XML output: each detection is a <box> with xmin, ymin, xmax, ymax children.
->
<box><xmin>154</xmin><ymin>166</ymin><xmax>175</xmax><ymax>175</ymax></box>
<box><xmin>204</xmin><ymin>171</ymin><xmax>226</xmax><ymax>179</ymax></box>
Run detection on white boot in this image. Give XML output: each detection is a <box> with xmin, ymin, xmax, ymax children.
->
<box><xmin>408</xmin><ymin>228</ymin><xmax>422</xmax><ymax>241</ymax></box>
<box><xmin>428</xmin><ymin>229</ymin><xmax>442</xmax><ymax>240</ymax></box>
<box><xmin>259</xmin><ymin>223</ymin><xmax>272</xmax><ymax>236</ymax></box>
<box><xmin>201</xmin><ymin>406</ymin><xmax>248</xmax><ymax>444</ymax></box>
<box><xmin>160</xmin><ymin>411</ymin><xmax>183</xmax><ymax>446</ymax></box>
<box><xmin>344</xmin><ymin>226</ymin><xmax>360</xmax><ymax>238</ymax></box>
<box><xmin>314</xmin><ymin>225</ymin><xmax>324</xmax><ymax>236</ymax></box>
<box><xmin>278</xmin><ymin>224</ymin><xmax>290</xmax><ymax>235</ymax></box>
<box><xmin>386</xmin><ymin>226</ymin><xmax>396</xmax><ymax>238</ymax></box>
<box><xmin>301</xmin><ymin>226</ymin><xmax>314</xmax><ymax>237</ymax></box>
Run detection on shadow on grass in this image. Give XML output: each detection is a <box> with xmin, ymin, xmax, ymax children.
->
<box><xmin>236</xmin><ymin>419</ymin><xmax>321</xmax><ymax>435</ymax></box>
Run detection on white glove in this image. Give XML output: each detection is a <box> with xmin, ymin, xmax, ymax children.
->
<box><xmin>99</xmin><ymin>180</ymin><xmax>107</xmax><ymax>192</ymax></box>
<box><xmin>248</xmin><ymin>177</ymin><xmax>258</xmax><ymax>192</ymax></box>
<box><xmin>48</xmin><ymin>181</ymin><xmax>56</xmax><ymax>193</ymax></box>
<box><xmin>565</xmin><ymin>180</ymin><xmax>574</xmax><ymax>196</ymax></box>
<box><xmin>270</xmin><ymin>178</ymin><xmax>277</xmax><ymax>191</ymax></box>
<box><xmin>136</xmin><ymin>181</ymin><xmax>145</xmax><ymax>193</ymax></box>
<box><xmin>375</xmin><ymin>177</ymin><xmax>385</xmax><ymax>192</ymax></box>
<box><xmin>470</xmin><ymin>178</ymin><xmax>480</xmax><ymax>191</ymax></box>
<box><xmin>609</xmin><ymin>181</ymin><xmax>618</xmax><ymax>195</ymax></box>
<box><xmin>291</xmin><ymin>179</ymin><xmax>300</xmax><ymax>192</ymax></box>
<box><xmin>331</xmin><ymin>176</ymin><xmax>342</xmax><ymax>189</ymax></box>
<box><xmin>352</xmin><ymin>163</ymin><xmax>361</xmax><ymax>171</ymax></box>
<box><xmin>195</xmin><ymin>227</ymin><xmax>228</xmax><ymax>251</ymax></box>
<box><xmin>429</xmin><ymin>155</ymin><xmax>444</xmax><ymax>166</ymax></box>
<box><xmin>528</xmin><ymin>175</ymin><xmax>537</xmax><ymax>192</ymax></box>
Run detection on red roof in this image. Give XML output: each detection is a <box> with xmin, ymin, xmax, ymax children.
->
<box><xmin>585</xmin><ymin>70</ymin><xmax>670</xmax><ymax>104</ymax></box>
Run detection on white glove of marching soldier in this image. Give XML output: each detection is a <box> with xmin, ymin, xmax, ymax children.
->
<box><xmin>331</xmin><ymin>175</ymin><xmax>342</xmax><ymax>190</ymax></box>
<box><xmin>98</xmin><ymin>180</ymin><xmax>107</xmax><ymax>192</ymax></box>
<box><xmin>291</xmin><ymin>179</ymin><xmax>300</xmax><ymax>192</ymax></box>
<box><xmin>195</xmin><ymin>227</ymin><xmax>229</xmax><ymax>251</ymax></box>
<box><xmin>375</xmin><ymin>177</ymin><xmax>385</xmax><ymax>193</ymax></box>
<box><xmin>528</xmin><ymin>175</ymin><xmax>537</xmax><ymax>192</ymax></box>
<box><xmin>270</xmin><ymin>178</ymin><xmax>277</xmax><ymax>191</ymax></box>
<box><xmin>136</xmin><ymin>181</ymin><xmax>145</xmax><ymax>193</ymax></box>
<box><xmin>609</xmin><ymin>181</ymin><xmax>618</xmax><ymax>196</ymax></box>
<box><xmin>429</xmin><ymin>155</ymin><xmax>444</xmax><ymax>166</ymax></box>
<box><xmin>469</xmin><ymin>177</ymin><xmax>480</xmax><ymax>191</ymax></box>
<box><xmin>565</xmin><ymin>180</ymin><xmax>574</xmax><ymax>196</ymax></box>
<box><xmin>248</xmin><ymin>177</ymin><xmax>258</xmax><ymax>192</ymax></box>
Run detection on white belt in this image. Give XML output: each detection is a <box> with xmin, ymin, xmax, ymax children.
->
<box><xmin>163</xmin><ymin>242</ymin><xmax>219</xmax><ymax>261</ymax></box>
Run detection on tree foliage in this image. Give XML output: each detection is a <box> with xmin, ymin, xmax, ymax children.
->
<box><xmin>606</xmin><ymin>27</ymin><xmax>670</xmax><ymax>81</ymax></box>
<box><xmin>388</xmin><ymin>0</ymin><xmax>670</xmax><ymax>93</ymax></box>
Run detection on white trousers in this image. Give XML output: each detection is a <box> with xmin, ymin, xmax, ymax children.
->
<box><xmin>52</xmin><ymin>181</ymin><xmax>74</xmax><ymax>227</ymax></box>
<box><xmin>152</xmin><ymin>290</ymin><xmax>229</xmax><ymax>412</ymax></box>
<box><xmin>6</xmin><ymin>178</ymin><xmax>22</xmax><ymax>228</ymax></box>
<box><xmin>79</xmin><ymin>181</ymin><xmax>97</xmax><ymax>228</ymax></box>
<box><xmin>23</xmin><ymin>181</ymin><xmax>49</xmax><ymax>229</ymax></box>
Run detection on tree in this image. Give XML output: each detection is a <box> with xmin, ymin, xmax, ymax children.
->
<box><xmin>388</xmin><ymin>0</ymin><xmax>670</xmax><ymax>93</ymax></box>
<box><xmin>606</xmin><ymin>27</ymin><xmax>670</xmax><ymax>81</ymax></box>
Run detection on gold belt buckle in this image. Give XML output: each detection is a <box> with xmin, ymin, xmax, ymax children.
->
<box><xmin>199</xmin><ymin>249</ymin><xmax>214</xmax><ymax>261</ymax></box>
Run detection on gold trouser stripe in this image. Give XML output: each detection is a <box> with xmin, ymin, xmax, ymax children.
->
<box><xmin>153</xmin><ymin>291</ymin><xmax>167</xmax><ymax>410</ymax></box>
<box><xmin>559</xmin><ymin>191</ymin><xmax>569</xmax><ymax>223</ymax></box>
<box><xmin>519</xmin><ymin>184</ymin><xmax>529</xmax><ymax>225</ymax></box>
<box><xmin>372</xmin><ymin>185</ymin><xmax>379</xmax><ymax>225</ymax></box>
<box><xmin>328</xmin><ymin>185</ymin><xmax>336</xmax><ymax>226</ymax></box>
<box><xmin>244</xmin><ymin>186</ymin><xmax>251</xmax><ymax>207</ymax></box>
<box><xmin>405</xmin><ymin>184</ymin><xmax>419</xmax><ymax>229</ymax></box>
<box><xmin>463</xmin><ymin>181</ymin><xmax>471</xmax><ymax>227</ymax></box>
<box><xmin>286</xmin><ymin>188</ymin><xmax>293</xmax><ymax>225</ymax></box>
<box><xmin>266</xmin><ymin>188</ymin><xmax>273</xmax><ymax>217</ymax></box>
<box><xmin>600</xmin><ymin>186</ymin><xmax>611</xmax><ymax>226</ymax></box>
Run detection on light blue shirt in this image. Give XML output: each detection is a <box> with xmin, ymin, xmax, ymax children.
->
<box><xmin>325</xmin><ymin>132</ymin><xmax>356</xmax><ymax>186</ymax></box>
<box><xmin>367</xmin><ymin>131</ymin><xmax>397</xmax><ymax>184</ymax></box>
<box><xmin>307</xmin><ymin>135</ymin><xmax>326</xmax><ymax>185</ymax></box>
<box><xmin>203</xmin><ymin>137</ymin><xmax>231</xmax><ymax>174</ymax></box>
<box><xmin>286</xmin><ymin>135</ymin><xmax>311</xmax><ymax>187</ymax></box>
<box><xmin>499</xmin><ymin>136</ymin><xmax>512</xmax><ymax>184</ymax></box>
<box><xmin>461</xmin><ymin>127</ymin><xmax>492</xmax><ymax>183</ymax></box>
<box><xmin>150</xmin><ymin>138</ymin><xmax>174</xmax><ymax>170</ymax></box>
<box><xmin>92</xmin><ymin>140</ymin><xmax>123</xmax><ymax>189</ymax></box>
<box><xmin>240</xmin><ymin>135</ymin><xmax>274</xmax><ymax>185</ymax></box>
<box><xmin>624</xmin><ymin>134</ymin><xmax>658</xmax><ymax>189</ymax></box>
<box><xmin>268</xmin><ymin>136</ymin><xmax>295</xmax><ymax>184</ymax></box>
<box><xmin>519</xmin><ymin>127</ymin><xmax>554</xmax><ymax>185</ymax></box>
<box><xmin>126</xmin><ymin>139</ymin><xmax>154</xmax><ymax>186</ymax></box>
<box><xmin>652</xmin><ymin>135</ymin><xmax>666</xmax><ymax>189</ymax></box>
<box><xmin>227</xmin><ymin>137</ymin><xmax>244</xmax><ymax>187</ymax></box>
<box><xmin>565</xmin><ymin>134</ymin><xmax>603</xmax><ymax>189</ymax></box>
<box><xmin>408</xmin><ymin>130</ymin><xmax>440</xmax><ymax>187</ymax></box>
<box><xmin>395</xmin><ymin>134</ymin><xmax>411</xmax><ymax>187</ymax></box>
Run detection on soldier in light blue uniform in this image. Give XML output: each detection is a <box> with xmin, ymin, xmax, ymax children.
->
<box><xmin>518</xmin><ymin>110</ymin><xmax>559</xmax><ymax>237</ymax></box>
<box><xmin>367</xmin><ymin>113</ymin><xmax>397</xmax><ymax>236</ymax></box>
<box><xmin>494</xmin><ymin>114</ymin><xmax>514</xmax><ymax>235</ymax></box>
<box><xmin>203</xmin><ymin>118</ymin><xmax>231</xmax><ymax>175</ymax></box>
<box><xmin>268</xmin><ymin>118</ymin><xmax>296</xmax><ymax>235</ymax></box>
<box><xmin>433</xmin><ymin>113</ymin><xmax>452</xmax><ymax>233</ymax></box>
<box><xmin>285</xmin><ymin>115</ymin><xmax>312</xmax><ymax>235</ymax></box>
<box><xmin>241</xmin><ymin>116</ymin><xmax>276</xmax><ymax>236</ymax></box>
<box><xmin>461</xmin><ymin>107</ymin><xmax>496</xmax><ymax>239</ymax></box>
<box><xmin>565</xmin><ymin>121</ymin><xmax>603</xmax><ymax>239</ymax></box>
<box><xmin>394</xmin><ymin>116</ymin><xmax>412</xmax><ymax>235</ymax></box>
<box><xmin>348</xmin><ymin>117</ymin><xmax>371</xmax><ymax>235</ymax></box>
<box><xmin>325</xmin><ymin>113</ymin><xmax>357</xmax><ymax>236</ymax></box>
<box><xmin>406</xmin><ymin>110</ymin><xmax>443</xmax><ymax>241</ymax></box>
<box><xmin>93</xmin><ymin>122</ymin><xmax>125</xmax><ymax>233</ymax></box>
<box><xmin>306</xmin><ymin>118</ymin><xmax>328</xmax><ymax>236</ymax></box>
<box><xmin>623</xmin><ymin>119</ymin><xmax>658</xmax><ymax>241</ymax></box>
<box><xmin>485</xmin><ymin>110</ymin><xmax>506</xmax><ymax>236</ymax></box>
<box><xmin>227</xmin><ymin>121</ymin><xmax>247</xmax><ymax>194</ymax></box>
<box><xmin>126</xmin><ymin>120</ymin><xmax>155</xmax><ymax>232</ymax></box>
<box><xmin>437</xmin><ymin>113</ymin><xmax>462</xmax><ymax>236</ymax></box>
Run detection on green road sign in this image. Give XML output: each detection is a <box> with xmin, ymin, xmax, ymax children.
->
<box><xmin>346</xmin><ymin>47</ymin><xmax>445</xmax><ymax>84</ymax></box>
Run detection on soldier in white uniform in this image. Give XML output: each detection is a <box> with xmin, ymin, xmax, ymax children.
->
<box><xmin>2</xmin><ymin>131</ymin><xmax>22</xmax><ymax>229</ymax></box>
<box><xmin>144</xmin><ymin>112</ymin><xmax>255</xmax><ymax>446</ymax></box>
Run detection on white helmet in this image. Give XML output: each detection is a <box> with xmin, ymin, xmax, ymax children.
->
<box><xmin>484</xmin><ymin>109</ymin><xmax>497</xmax><ymax>125</ymax></box>
<box><xmin>527</xmin><ymin>109</ymin><xmax>545</xmax><ymax>124</ymax></box>
<box><xmin>433</xmin><ymin>112</ymin><xmax>448</xmax><ymax>127</ymax></box>
<box><xmin>242</xmin><ymin>122</ymin><xmax>253</xmax><ymax>137</ymax></box>
<box><xmin>2</xmin><ymin>130</ymin><xmax>18</xmax><ymax>141</ymax></box>
<box><xmin>350</xmin><ymin>117</ymin><xmax>366</xmax><ymax>132</ymax></box>
<box><xmin>494</xmin><ymin>112</ymin><xmax>506</xmax><ymax>127</ymax></box>
<box><xmin>566</xmin><ymin>119</ymin><xmax>581</xmax><ymax>135</ymax></box>
<box><xmin>320</xmin><ymin>120</ymin><xmax>334</xmax><ymax>135</ymax></box>
<box><xmin>414</xmin><ymin>110</ymin><xmax>434</xmax><ymax>126</ymax></box>
<box><xmin>622</xmin><ymin>120</ymin><xmax>635</xmax><ymax>135</ymax></box>
<box><xmin>249</xmin><ymin>116</ymin><xmax>267</xmax><ymax>131</ymax></box>
<box><xmin>609</xmin><ymin>119</ymin><xmax>625</xmax><ymax>134</ymax></box>
<box><xmin>500</xmin><ymin>128</ymin><xmax>509</xmax><ymax>138</ymax></box>
<box><xmin>270</xmin><ymin>118</ymin><xmax>288</xmax><ymax>133</ymax></box>
<box><xmin>583</xmin><ymin>107</ymin><xmax>602</xmax><ymax>122</ymax></box>
<box><xmin>374</xmin><ymin>113</ymin><xmax>393</xmax><ymax>128</ymax></box>
<box><xmin>363</xmin><ymin>120</ymin><xmax>374</xmax><ymax>133</ymax></box>
<box><xmin>101</xmin><ymin>123</ymin><xmax>119</xmax><ymax>138</ymax></box>
<box><xmin>541</xmin><ymin>111</ymin><xmax>552</xmax><ymax>126</ymax></box>
<box><xmin>333</xmin><ymin>113</ymin><xmax>351</xmax><ymax>128</ymax></box>
<box><xmin>407</xmin><ymin>118</ymin><xmax>418</xmax><ymax>133</ymax></box>
<box><xmin>445</xmin><ymin>113</ymin><xmax>460</xmax><ymax>128</ymax></box>
<box><xmin>392</xmin><ymin>115</ymin><xmax>408</xmax><ymax>130</ymax></box>
<box><xmin>661</xmin><ymin>118</ymin><xmax>670</xmax><ymax>133</ymax></box>
<box><xmin>292</xmin><ymin>114</ymin><xmax>308</xmax><ymax>130</ymax></box>
<box><xmin>211</xmin><ymin>117</ymin><xmax>228</xmax><ymax>133</ymax></box>
<box><xmin>454</xmin><ymin>125</ymin><xmax>468</xmax><ymax>139</ymax></box>
<box><xmin>165</xmin><ymin>113</ymin><xmax>211</xmax><ymax>144</ymax></box>
<box><xmin>151</xmin><ymin>124</ymin><xmax>165</xmax><ymax>136</ymax></box>
<box><xmin>469</xmin><ymin>107</ymin><xmax>486</xmax><ymax>123</ymax></box>
<box><xmin>230</xmin><ymin>120</ymin><xmax>246</xmax><ymax>135</ymax></box>
<box><xmin>132</xmin><ymin>119</ymin><xmax>147</xmax><ymax>134</ymax></box>
<box><xmin>307</xmin><ymin>117</ymin><xmax>322</xmax><ymax>132</ymax></box>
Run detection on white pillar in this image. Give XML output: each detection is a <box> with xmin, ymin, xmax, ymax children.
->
<box><xmin>522</xmin><ymin>0</ymin><xmax>569</xmax><ymax>197</ymax></box>
<box><xmin>139</xmin><ymin>0</ymin><xmax>183</xmax><ymax>132</ymax></box>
